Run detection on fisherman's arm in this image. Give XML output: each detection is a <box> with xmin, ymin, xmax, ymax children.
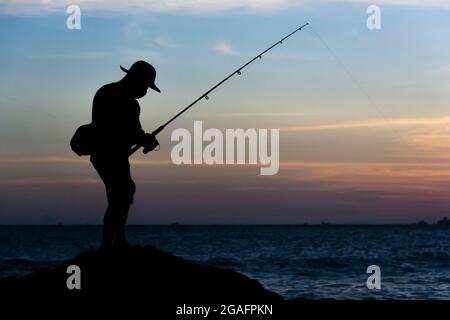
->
<box><xmin>132</xmin><ymin>102</ymin><xmax>159</xmax><ymax>152</ymax></box>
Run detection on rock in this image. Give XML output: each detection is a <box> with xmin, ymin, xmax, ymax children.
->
<box><xmin>0</xmin><ymin>245</ymin><xmax>282</xmax><ymax>311</ymax></box>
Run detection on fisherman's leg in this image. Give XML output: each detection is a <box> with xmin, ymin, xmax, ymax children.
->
<box><xmin>114</xmin><ymin>179</ymin><xmax>135</xmax><ymax>247</ymax></box>
<box><xmin>91</xmin><ymin>159</ymin><xmax>117</xmax><ymax>249</ymax></box>
<box><xmin>113</xmin><ymin>204</ymin><xmax>131</xmax><ymax>247</ymax></box>
<box><xmin>101</xmin><ymin>205</ymin><xmax>116</xmax><ymax>249</ymax></box>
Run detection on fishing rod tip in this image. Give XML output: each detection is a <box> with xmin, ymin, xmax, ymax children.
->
<box><xmin>298</xmin><ymin>22</ymin><xmax>310</xmax><ymax>30</ymax></box>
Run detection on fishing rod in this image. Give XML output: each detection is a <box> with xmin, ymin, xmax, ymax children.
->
<box><xmin>131</xmin><ymin>22</ymin><xmax>310</xmax><ymax>156</ymax></box>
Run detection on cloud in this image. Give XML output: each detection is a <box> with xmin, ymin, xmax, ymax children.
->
<box><xmin>283</xmin><ymin>116</ymin><xmax>450</xmax><ymax>132</ymax></box>
<box><xmin>118</xmin><ymin>48</ymin><xmax>161</xmax><ymax>62</ymax></box>
<box><xmin>155</xmin><ymin>35</ymin><xmax>180</xmax><ymax>49</ymax></box>
<box><xmin>348</xmin><ymin>0</ymin><xmax>450</xmax><ymax>7</ymax></box>
<box><xmin>214</xmin><ymin>41</ymin><xmax>239</xmax><ymax>56</ymax></box>
<box><xmin>23</xmin><ymin>50</ymin><xmax>109</xmax><ymax>61</ymax></box>
<box><xmin>0</xmin><ymin>156</ymin><xmax>172</xmax><ymax>166</ymax></box>
<box><xmin>0</xmin><ymin>0</ymin><xmax>294</xmax><ymax>15</ymax></box>
<box><xmin>123</xmin><ymin>19</ymin><xmax>146</xmax><ymax>39</ymax></box>
<box><xmin>0</xmin><ymin>177</ymin><xmax>100</xmax><ymax>186</ymax></box>
<box><xmin>1</xmin><ymin>0</ymin><xmax>449</xmax><ymax>15</ymax></box>
<box><xmin>212</xmin><ymin>111</ymin><xmax>324</xmax><ymax>117</ymax></box>
<box><xmin>281</xmin><ymin>160</ymin><xmax>450</xmax><ymax>202</ymax></box>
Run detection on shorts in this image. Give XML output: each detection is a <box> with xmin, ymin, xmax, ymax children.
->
<box><xmin>91</xmin><ymin>157</ymin><xmax>136</xmax><ymax>205</ymax></box>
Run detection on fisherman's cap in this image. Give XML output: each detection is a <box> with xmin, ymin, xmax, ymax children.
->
<box><xmin>120</xmin><ymin>60</ymin><xmax>160</xmax><ymax>93</ymax></box>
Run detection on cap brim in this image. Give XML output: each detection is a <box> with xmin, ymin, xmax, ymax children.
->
<box><xmin>149</xmin><ymin>83</ymin><xmax>161</xmax><ymax>93</ymax></box>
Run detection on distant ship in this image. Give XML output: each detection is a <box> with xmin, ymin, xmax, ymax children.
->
<box><xmin>416</xmin><ymin>220</ymin><xmax>429</xmax><ymax>226</ymax></box>
<box><xmin>437</xmin><ymin>217</ymin><xmax>450</xmax><ymax>225</ymax></box>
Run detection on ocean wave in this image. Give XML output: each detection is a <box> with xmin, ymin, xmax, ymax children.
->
<box><xmin>0</xmin><ymin>258</ymin><xmax>36</xmax><ymax>265</ymax></box>
<box><xmin>2</xmin><ymin>225</ymin><xmax>450</xmax><ymax>299</ymax></box>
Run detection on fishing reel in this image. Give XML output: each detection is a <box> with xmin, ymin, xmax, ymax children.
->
<box><xmin>142</xmin><ymin>133</ymin><xmax>160</xmax><ymax>154</ymax></box>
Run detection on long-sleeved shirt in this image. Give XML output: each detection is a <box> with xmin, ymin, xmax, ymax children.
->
<box><xmin>91</xmin><ymin>82</ymin><xmax>145</xmax><ymax>160</ymax></box>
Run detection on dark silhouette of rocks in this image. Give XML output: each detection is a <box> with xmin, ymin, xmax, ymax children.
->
<box><xmin>0</xmin><ymin>245</ymin><xmax>282</xmax><ymax>306</ymax></box>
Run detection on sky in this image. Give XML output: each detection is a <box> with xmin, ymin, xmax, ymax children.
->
<box><xmin>1</xmin><ymin>0</ymin><xmax>450</xmax><ymax>224</ymax></box>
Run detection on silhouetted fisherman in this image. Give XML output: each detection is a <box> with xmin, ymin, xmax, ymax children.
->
<box><xmin>91</xmin><ymin>61</ymin><xmax>160</xmax><ymax>249</ymax></box>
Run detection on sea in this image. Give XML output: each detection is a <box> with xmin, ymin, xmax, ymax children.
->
<box><xmin>1</xmin><ymin>225</ymin><xmax>449</xmax><ymax>300</ymax></box>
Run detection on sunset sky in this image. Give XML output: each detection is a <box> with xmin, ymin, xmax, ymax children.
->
<box><xmin>1</xmin><ymin>0</ymin><xmax>450</xmax><ymax>224</ymax></box>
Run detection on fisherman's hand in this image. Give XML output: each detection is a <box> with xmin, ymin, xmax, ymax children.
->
<box><xmin>142</xmin><ymin>133</ymin><xmax>160</xmax><ymax>154</ymax></box>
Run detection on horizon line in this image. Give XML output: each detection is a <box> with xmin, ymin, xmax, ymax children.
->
<box><xmin>0</xmin><ymin>222</ymin><xmax>446</xmax><ymax>227</ymax></box>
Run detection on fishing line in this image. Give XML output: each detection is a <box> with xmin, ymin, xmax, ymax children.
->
<box><xmin>130</xmin><ymin>23</ymin><xmax>310</xmax><ymax>155</ymax></box>
<box><xmin>307</xmin><ymin>25</ymin><xmax>410</xmax><ymax>148</ymax></box>
<box><xmin>0</xmin><ymin>93</ymin><xmax>73</xmax><ymax>127</ymax></box>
